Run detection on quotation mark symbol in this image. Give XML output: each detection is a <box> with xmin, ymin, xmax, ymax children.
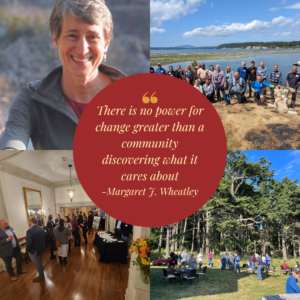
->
<box><xmin>142</xmin><ymin>92</ymin><xmax>158</xmax><ymax>104</ymax></box>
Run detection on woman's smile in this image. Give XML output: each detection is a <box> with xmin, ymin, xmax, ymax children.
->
<box><xmin>71</xmin><ymin>55</ymin><xmax>93</xmax><ymax>63</ymax></box>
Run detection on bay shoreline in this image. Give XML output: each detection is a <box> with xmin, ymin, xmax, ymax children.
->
<box><xmin>150</xmin><ymin>49</ymin><xmax>300</xmax><ymax>66</ymax></box>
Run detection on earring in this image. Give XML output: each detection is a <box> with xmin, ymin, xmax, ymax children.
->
<box><xmin>103</xmin><ymin>53</ymin><xmax>107</xmax><ymax>62</ymax></box>
<box><xmin>55</xmin><ymin>49</ymin><xmax>58</xmax><ymax>58</ymax></box>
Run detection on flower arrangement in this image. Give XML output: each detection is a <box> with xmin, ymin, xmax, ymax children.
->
<box><xmin>130</xmin><ymin>238</ymin><xmax>151</xmax><ymax>283</ymax></box>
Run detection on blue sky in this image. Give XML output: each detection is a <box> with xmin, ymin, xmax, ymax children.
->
<box><xmin>244</xmin><ymin>150</ymin><xmax>300</xmax><ymax>182</ymax></box>
<box><xmin>150</xmin><ymin>0</ymin><xmax>300</xmax><ymax>47</ymax></box>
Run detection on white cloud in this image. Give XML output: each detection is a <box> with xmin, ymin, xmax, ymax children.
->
<box><xmin>150</xmin><ymin>0</ymin><xmax>206</xmax><ymax>27</ymax></box>
<box><xmin>269</xmin><ymin>7</ymin><xmax>280</xmax><ymax>11</ymax></box>
<box><xmin>292</xmin><ymin>19</ymin><xmax>300</xmax><ymax>27</ymax></box>
<box><xmin>211</xmin><ymin>2</ymin><xmax>214</xmax><ymax>7</ymax></box>
<box><xmin>285</xmin><ymin>2</ymin><xmax>300</xmax><ymax>9</ymax></box>
<box><xmin>150</xmin><ymin>27</ymin><xmax>166</xmax><ymax>34</ymax></box>
<box><xmin>182</xmin><ymin>16</ymin><xmax>294</xmax><ymax>38</ymax></box>
<box><xmin>273</xmin><ymin>31</ymin><xmax>292</xmax><ymax>37</ymax></box>
<box><xmin>251</xmin><ymin>36</ymin><xmax>256</xmax><ymax>39</ymax></box>
<box><xmin>215</xmin><ymin>20</ymin><xmax>218</xmax><ymax>22</ymax></box>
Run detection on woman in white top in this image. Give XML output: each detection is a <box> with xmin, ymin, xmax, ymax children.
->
<box><xmin>197</xmin><ymin>251</ymin><xmax>204</xmax><ymax>266</ymax></box>
<box><xmin>194</xmin><ymin>80</ymin><xmax>203</xmax><ymax>93</ymax></box>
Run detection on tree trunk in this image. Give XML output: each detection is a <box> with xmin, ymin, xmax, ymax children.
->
<box><xmin>278</xmin><ymin>221</ymin><xmax>281</xmax><ymax>250</ymax></box>
<box><xmin>293</xmin><ymin>226</ymin><xmax>296</xmax><ymax>258</ymax></box>
<box><xmin>282</xmin><ymin>218</ymin><xmax>287</xmax><ymax>261</ymax></box>
<box><xmin>166</xmin><ymin>225</ymin><xmax>170</xmax><ymax>257</ymax></box>
<box><xmin>181</xmin><ymin>218</ymin><xmax>188</xmax><ymax>252</ymax></box>
<box><xmin>191</xmin><ymin>213</ymin><xmax>196</xmax><ymax>253</ymax></box>
<box><xmin>175</xmin><ymin>223</ymin><xmax>178</xmax><ymax>252</ymax></box>
<box><xmin>197</xmin><ymin>210</ymin><xmax>201</xmax><ymax>253</ymax></box>
<box><xmin>206</xmin><ymin>208</ymin><xmax>210</xmax><ymax>255</ymax></box>
<box><xmin>158</xmin><ymin>226</ymin><xmax>163</xmax><ymax>253</ymax></box>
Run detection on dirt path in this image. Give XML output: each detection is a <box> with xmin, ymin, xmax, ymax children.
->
<box><xmin>212</xmin><ymin>87</ymin><xmax>300</xmax><ymax>150</ymax></box>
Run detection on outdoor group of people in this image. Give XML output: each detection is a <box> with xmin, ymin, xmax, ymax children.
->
<box><xmin>219</xmin><ymin>252</ymin><xmax>241</xmax><ymax>273</ymax></box>
<box><xmin>0</xmin><ymin>209</ymin><xmax>101</xmax><ymax>282</ymax></box>
<box><xmin>152</xmin><ymin>61</ymin><xmax>300</xmax><ymax>108</ymax></box>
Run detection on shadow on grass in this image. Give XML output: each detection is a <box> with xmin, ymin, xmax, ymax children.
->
<box><xmin>150</xmin><ymin>265</ymin><xmax>275</xmax><ymax>300</ymax></box>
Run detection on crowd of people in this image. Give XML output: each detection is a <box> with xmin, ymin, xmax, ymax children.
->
<box><xmin>0</xmin><ymin>209</ymin><xmax>104</xmax><ymax>282</ymax></box>
<box><xmin>151</xmin><ymin>62</ymin><xmax>300</xmax><ymax>108</ymax></box>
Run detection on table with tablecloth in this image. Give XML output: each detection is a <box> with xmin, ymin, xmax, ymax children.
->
<box><xmin>94</xmin><ymin>231</ymin><xmax>127</xmax><ymax>264</ymax></box>
<box><xmin>153</xmin><ymin>258</ymin><xmax>171</xmax><ymax>265</ymax></box>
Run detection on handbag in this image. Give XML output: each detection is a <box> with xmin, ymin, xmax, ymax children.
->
<box><xmin>56</xmin><ymin>231</ymin><xmax>63</xmax><ymax>247</ymax></box>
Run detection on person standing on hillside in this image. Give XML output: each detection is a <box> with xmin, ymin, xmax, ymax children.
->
<box><xmin>286</xmin><ymin>66</ymin><xmax>300</xmax><ymax>109</ymax></box>
<box><xmin>248</xmin><ymin>61</ymin><xmax>257</xmax><ymax>98</ymax></box>
<box><xmin>175</xmin><ymin>64</ymin><xmax>182</xmax><ymax>79</ymax></box>
<box><xmin>237</xmin><ymin>61</ymin><xmax>248</xmax><ymax>85</ymax></box>
<box><xmin>156</xmin><ymin>63</ymin><xmax>166</xmax><ymax>74</ymax></box>
<box><xmin>269</xmin><ymin>64</ymin><xmax>282</xmax><ymax>101</ymax></box>
<box><xmin>257</xmin><ymin>61</ymin><xmax>268</xmax><ymax>95</ymax></box>
<box><xmin>197</xmin><ymin>63</ymin><xmax>209</xmax><ymax>85</ymax></box>
<box><xmin>212</xmin><ymin>64</ymin><xmax>226</xmax><ymax>102</ymax></box>
<box><xmin>167</xmin><ymin>66</ymin><xmax>176</xmax><ymax>77</ymax></box>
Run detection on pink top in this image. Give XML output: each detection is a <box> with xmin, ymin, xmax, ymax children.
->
<box><xmin>208</xmin><ymin>253</ymin><xmax>212</xmax><ymax>259</ymax></box>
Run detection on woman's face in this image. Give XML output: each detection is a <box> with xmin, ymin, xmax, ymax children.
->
<box><xmin>53</xmin><ymin>14</ymin><xmax>110</xmax><ymax>79</ymax></box>
<box><xmin>64</xmin><ymin>217</ymin><xmax>68</xmax><ymax>223</ymax></box>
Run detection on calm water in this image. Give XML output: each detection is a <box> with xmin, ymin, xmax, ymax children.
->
<box><xmin>151</xmin><ymin>48</ymin><xmax>298</xmax><ymax>54</ymax></box>
<box><xmin>160</xmin><ymin>53</ymin><xmax>300</xmax><ymax>84</ymax></box>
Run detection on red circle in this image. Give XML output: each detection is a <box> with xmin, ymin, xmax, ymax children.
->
<box><xmin>74</xmin><ymin>74</ymin><xmax>227</xmax><ymax>227</ymax></box>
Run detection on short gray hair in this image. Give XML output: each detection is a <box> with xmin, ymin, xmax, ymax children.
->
<box><xmin>49</xmin><ymin>0</ymin><xmax>113</xmax><ymax>41</ymax></box>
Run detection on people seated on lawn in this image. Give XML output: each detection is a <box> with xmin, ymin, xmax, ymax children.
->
<box><xmin>187</xmin><ymin>254</ymin><xmax>197</xmax><ymax>268</ymax></box>
<box><xmin>282</xmin><ymin>260</ymin><xmax>290</xmax><ymax>271</ymax></box>
<box><xmin>167</xmin><ymin>255</ymin><xmax>178</xmax><ymax>283</ymax></box>
<box><xmin>286</xmin><ymin>268</ymin><xmax>300</xmax><ymax>294</ymax></box>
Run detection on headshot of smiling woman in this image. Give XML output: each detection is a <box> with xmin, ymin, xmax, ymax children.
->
<box><xmin>0</xmin><ymin>0</ymin><xmax>125</xmax><ymax>150</ymax></box>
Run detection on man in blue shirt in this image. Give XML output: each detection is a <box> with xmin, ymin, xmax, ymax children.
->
<box><xmin>286</xmin><ymin>268</ymin><xmax>300</xmax><ymax>294</ymax></box>
<box><xmin>269</xmin><ymin>64</ymin><xmax>282</xmax><ymax>101</ymax></box>
<box><xmin>234</xmin><ymin>253</ymin><xmax>241</xmax><ymax>273</ymax></box>
<box><xmin>221</xmin><ymin>252</ymin><xmax>226</xmax><ymax>270</ymax></box>
<box><xmin>237</xmin><ymin>61</ymin><xmax>248</xmax><ymax>83</ymax></box>
<box><xmin>257</xmin><ymin>61</ymin><xmax>268</xmax><ymax>95</ymax></box>
<box><xmin>0</xmin><ymin>219</ymin><xmax>28</xmax><ymax>281</ymax></box>
<box><xmin>156</xmin><ymin>63</ymin><xmax>166</xmax><ymax>75</ymax></box>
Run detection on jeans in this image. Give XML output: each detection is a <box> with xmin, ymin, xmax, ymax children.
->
<box><xmin>209</xmin><ymin>258</ymin><xmax>212</xmax><ymax>265</ymax></box>
<box><xmin>215</xmin><ymin>83</ymin><xmax>226</xmax><ymax>102</ymax></box>
<box><xmin>234</xmin><ymin>264</ymin><xmax>240</xmax><ymax>273</ymax></box>
<box><xmin>226</xmin><ymin>260</ymin><xmax>229</xmax><ymax>268</ymax></box>
<box><xmin>257</xmin><ymin>265</ymin><xmax>262</xmax><ymax>280</ymax></box>
<box><xmin>249</xmin><ymin>261</ymin><xmax>253</xmax><ymax>267</ymax></box>
<box><xmin>248</xmin><ymin>80</ymin><xmax>254</xmax><ymax>97</ymax></box>
<box><xmin>221</xmin><ymin>260</ymin><xmax>226</xmax><ymax>270</ymax></box>
<box><xmin>230</xmin><ymin>90</ymin><xmax>245</xmax><ymax>104</ymax></box>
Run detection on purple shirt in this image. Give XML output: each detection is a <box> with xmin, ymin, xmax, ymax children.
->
<box><xmin>212</xmin><ymin>70</ymin><xmax>225</xmax><ymax>85</ymax></box>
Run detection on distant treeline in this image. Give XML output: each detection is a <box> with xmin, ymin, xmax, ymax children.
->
<box><xmin>217</xmin><ymin>41</ymin><xmax>300</xmax><ymax>49</ymax></box>
<box><xmin>151</xmin><ymin>47</ymin><xmax>216</xmax><ymax>50</ymax></box>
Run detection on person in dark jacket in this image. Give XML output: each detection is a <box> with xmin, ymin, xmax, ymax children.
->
<box><xmin>0</xmin><ymin>0</ymin><xmax>125</xmax><ymax>151</ymax></box>
<box><xmin>167</xmin><ymin>66</ymin><xmax>176</xmax><ymax>77</ymax></box>
<box><xmin>247</xmin><ymin>61</ymin><xmax>257</xmax><ymax>98</ymax></box>
<box><xmin>0</xmin><ymin>219</ymin><xmax>28</xmax><ymax>281</ymax></box>
<box><xmin>184</xmin><ymin>64</ymin><xmax>194</xmax><ymax>85</ymax></box>
<box><xmin>26</xmin><ymin>217</ymin><xmax>46</xmax><ymax>282</ymax></box>
<box><xmin>174</xmin><ymin>64</ymin><xmax>183</xmax><ymax>79</ymax></box>
<box><xmin>71</xmin><ymin>216</ymin><xmax>81</xmax><ymax>247</ymax></box>
<box><xmin>88</xmin><ymin>211</ymin><xmax>94</xmax><ymax>235</ymax></box>
<box><xmin>77</xmin><ymin>211</ymin><xmax>83</xmax><ymax>226</ymax></box>
<box><xmin>80</xmin><ymin>216</ymin><xmax>89</xmax><ymax>245</ymax></box>
<box><xmin>46</xmin><ymin>215</ymin><xmax>56</xmax><ymax>260</ymax></box>
<box><xmin>121</xmin><ymin>222</ymin><xmax>133</xmax><ymax>255</ymax></box>
<box><xmin>115</xmin><ymin>220</ymin><xmax>123</xmax><ymax>238</ymax></box>
<box><xmin>286</xmin><ymin>66</ymin><xmax>300</xmax><ymax>109</ymax></box>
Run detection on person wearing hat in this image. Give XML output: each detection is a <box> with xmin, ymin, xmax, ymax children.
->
<box><xmin>286</xmin><ymin>268</ymin><xmax>300</xmax><ymax>294</ymax></box>
<box><xmin>156</xmin><ymin>63</ymin><xmax>166</xmax><ymax>75</ymax></box>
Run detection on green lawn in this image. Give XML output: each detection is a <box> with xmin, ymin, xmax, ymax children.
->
<box><xmin>150</xmin><ymin>255</ymin><xmax>298</xmax><ymax>300</ymax></box>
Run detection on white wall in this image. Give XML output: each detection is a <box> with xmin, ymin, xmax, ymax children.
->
<box><xmin>55</xmin><ymin>184</ymin><xmax>92</xmax><ymax>203</ymax></box>
<box><xmin>0</xmin><ymin>170</ymin><xmax>55</xmax><ymax>237</ymax></box>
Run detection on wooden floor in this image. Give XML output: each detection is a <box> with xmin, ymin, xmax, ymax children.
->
<box><xmin>0</xmin><ymin>231</ymin><xmax>130</xmax><ymax>300</ymax></box>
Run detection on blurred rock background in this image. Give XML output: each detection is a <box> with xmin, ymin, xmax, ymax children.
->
<box><xmin>0</xmin><ymin>0</ymin><xmax>150</xmax><ymax>133</ymax></box>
